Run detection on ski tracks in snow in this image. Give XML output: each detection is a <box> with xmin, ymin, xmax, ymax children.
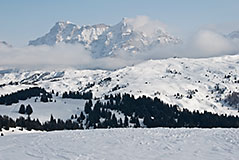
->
<box><xmin>0</xmin><ymin>128</ymin><xmax>239</xmax><ymax>160</ymax></box>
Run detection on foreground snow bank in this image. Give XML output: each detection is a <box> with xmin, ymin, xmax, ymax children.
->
<box><xmin>0</xmin><ymin>128</ymin><xmax>238</xmax><ymax>160</ymax></box>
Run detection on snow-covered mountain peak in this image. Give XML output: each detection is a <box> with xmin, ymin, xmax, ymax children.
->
<box><xmin>29</xmin><ymin>21</ymin><xmax>109</xmax><ymax>47</ymax></box>
<box><xmin>116</xmin><ymin>17</ymin><xmax>165</xmax><ymax>37</ymax></box>
<box><xmin>52</xmin><ymin>21</ymin><xmax>78</xmax><ymax>31</ymax></box>
<box><xmin>29</xmin><ymin>17</ymin><xmax>181</xmax><ymax>57</ymax></box>
<box><xmin>55</xmin><ymin>20</ymin><xmax>74</xmax><ymax>26</ymax></box>
<box><xmin>117</xmin><ymin>17</ymin><xmax>136</xmax><ymax>30</ymax></box>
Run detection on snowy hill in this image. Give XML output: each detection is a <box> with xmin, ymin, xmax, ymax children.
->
<box><xmin>29</xmin><ymin>17</ymin><xmax>181</xmax><ymax>57</ymax></box>
<box><xmin>0</xmin><ymin>55</ymin><xmax>239</xmax><ymax>116</ymax></box>
<box><xmin>0</xmin><ymin>128</ymin><xmax>239</xmax><ymax>160</ymax></box>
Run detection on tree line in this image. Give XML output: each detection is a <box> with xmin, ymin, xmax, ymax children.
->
<box><xmin>83</xmin><ymin>93</ymin><xmax>239</xmax><ymax>128</ymax></box>
<box><xmin>0</xmin><ymin>115</ymin><xmax>81</xmax><ymax>132</ymax></box>
<box><xmin>62</xmin><ymin>91</ymin><xmax>93</xmax><ymax>100</ymax></box>
<box><xmin>2</xmin><ymin>93</ymin><xmax>239</xmax><ymax>133</ymax></box>
<box><xmin>0</xmin><ymin>87</ymin><xmax>52</xmax><ymax>105</ymax></box>
<box><xmin>1</xmin><ymin>91</ymin><xmax>239</xmax><ymax>135</ymax></box>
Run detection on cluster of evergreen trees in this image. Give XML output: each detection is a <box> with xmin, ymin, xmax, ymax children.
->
<box><xmin>39</xmin><ymin>92</ymin><xmax>53</xmax><ymax>103</ymax></box>
<box><xmin>0</xmin><ymin>115</ymin><xmax>16</xmax><ymax>131</ymax></box>
<box><xmin>0</xmin><ymin>115</ymin><xmax>82</xmax><ymax>132</ymax></box>
<box><xmin>83</xmin><ymin>93</ymin><xmax>239</xmax><ymax>128</ymax></box>
<box><xmin>1</xmin><ymin>93</ymin><xmax>239</xmax><ymax>133</ymax></box>
<box><xmin>18</xmin><ymin>104</ymin><xmax>33</xmax><ymax>116</ymax></box>
<box><xmin>82</xmin><ymin>100</ymin><xmax>125</xmax><ymax>128</ymax></box>
<box><xmin>62</xmin><ymin>91</ymin><xmax>93</xmax><ymax>100</ymax></box>
<box><xmin>0</xmin><ymin>87</ymin><xmax>50</xmax><ymax>105</ymax></box>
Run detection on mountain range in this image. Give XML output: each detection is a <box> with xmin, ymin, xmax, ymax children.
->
<box><xmin>29</xmin><ymin>18</ymin><xmax>181</xmax><ymax>57</ymax></box>
<box><xmin>1</xmin><ymin>17</ymin><xmax>239</xmax><ymax>118</ymax></box>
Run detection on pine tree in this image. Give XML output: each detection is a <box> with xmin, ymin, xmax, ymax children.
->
<box><xmin>19</xmin><ymin>104</ymin><xmax>26</xmax><ymax>114</ymax></box>
<box><xmin>40</xmin><ymin>94</ymin><xmax>48</xmax><ymax>102</ymax></box>
<box><xmin>26</xmin><ymin>104</ymin><xmax>33</xmax><ymax>116</ymax></box>
<box><xmin>84</xmin><ymin>100</ymin><xmax>93</xmax><ymax>114</ymax></box>
<box><xmin>135</xmin><ymin>117</ymin><xmax>140</xmax><ymax>128</ymax></box>
<box><xmin>111</xmin><ymin>114</ymin><xmax>118</xmax><ymax>127</ymax></box>
<box><xmin>80</xmin><ymin>112</ymin><xmax>85</xmax><ymax>120</ymax></box>
<box><xmin>50</xmin><ymin>114</ymin><xmax>55</xmax><ymax>122</ymax></box>
<box><xmin>124</xmin><ymin>115</ymin><xmax>129</xmax><ymax>127</ymax></box>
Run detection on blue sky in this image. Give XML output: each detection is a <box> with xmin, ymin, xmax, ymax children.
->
<box><xmin>1</xmin><ymin>0</ymin><xmax>239</xmax><ymax>46</ymax></box>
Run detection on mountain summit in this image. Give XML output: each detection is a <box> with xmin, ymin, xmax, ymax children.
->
<box><xmin>29</xmin><ymin>17</ymin><xmax>181</xmax><ymax>57</ymax></box>
<box><xmin>29</xmin><ymin>21</ymin><xmax>109</xmax><ymax>48</ymax></box>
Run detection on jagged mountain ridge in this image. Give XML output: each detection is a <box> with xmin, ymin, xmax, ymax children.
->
<box><xmin>29</xmin><ymin>18</ymin><xmax>181</xmax><ymax>57</ymax></box>
<box><xmin>29</xmin><ymin>21</ymin><xmax>109</xmax><ymax>48</ymax></box>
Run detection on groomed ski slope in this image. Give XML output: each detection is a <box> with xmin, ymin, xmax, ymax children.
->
<box><xmin>0</xmin><ymin>128</ymin><xmax>239</xmax><ymax>160</ymax></box>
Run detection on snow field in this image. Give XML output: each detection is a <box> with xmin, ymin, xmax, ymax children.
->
<box><xmin>0</xmin><ymin>128</ymin><xmax>239</xmax><ymax>160</ymax></box>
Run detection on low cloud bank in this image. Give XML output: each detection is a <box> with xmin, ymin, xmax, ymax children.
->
<box><xmin>0</xmin><ymin>30</ymin><xmax>239</xmax><ymax>70</ymax></box>
<box><xmin>139</xmin><ymin>30</ymin><xmax>239</xmax><ymax>60</ymax></box>
<box><xmin>0</xmin><ymin>44</ymin><xmax>140</xmax><ymax>70</ymax></box>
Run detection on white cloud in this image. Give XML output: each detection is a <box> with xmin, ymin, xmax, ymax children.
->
<box><xmin>0</xmin><ymin>44</ymin><xmax>140</xmax><ymax>70</ymax></box>
<box><xmin>0</xmin><ymin>29</ymin><xmax>239</xmax><ymax>70</ymax></box>
<box><xmin>192</xmin><ymin>30</ymin><xmax>236</xmax><ymax>56</ymax></box>
<box><xmin>138</xmin><ymin>29</ymin><xmax>239</xmax><ymax>59</ymax></box>
<box><xmin>125</xmin><ymin>15</ymin><xmax>167</xmax><ymax>35</ymax></box>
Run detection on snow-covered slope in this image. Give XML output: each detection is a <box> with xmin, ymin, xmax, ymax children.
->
<box><xmin>0</xmin><ymin>128</ymin><xmax>239</xmax><ymax>160</ymax></box>
<box><xmin>0</xmin><ymin>55</ymin><xmax>239</xmax><ymax>116</ymax></box>
<box><xmin>29</xmin><ymin>18</ymin><xmax>180</xmax><ymax>57</ymax></box>
<box><xmin>0</xmin><ymin>96</ymin><xmax>86</xmax><ymax>122</ymax></box>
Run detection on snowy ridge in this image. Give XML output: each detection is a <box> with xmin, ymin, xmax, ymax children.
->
<box><xmin>29</xmin><ymin>21</ymin><xmax>109</xmax><ymax>48</ymax></box>
<box><xmin>0</xmin><ymin>55</ymin><xmax>239</xmax><ymax>116</ymax></box>
<box><xmin>29</xmin><ymin>17</ymin><xmax>180</xmax><ymax>57</ymax></box>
